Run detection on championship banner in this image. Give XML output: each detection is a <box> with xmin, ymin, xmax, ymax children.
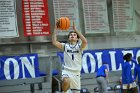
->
<box><xmin>22</xmin><ymin>0</ymin><xmax>50</xmax><ymax>36</ymax></box>
<box><xmin>53</xmin><ymin>0</ymin><xmax>80</xmax><ymax>35</ymax></box>
<box><xmin>112</xmin><ymin>0</ymin><xmax>136</xmax><ymax>32</ymax></box>
<box><xmin>57</xmin><ymin>48</ymin><xmax>140</xmax><ymax>73</ymax></box>
<box><xmin>82</xmin><ymin>0</ymin><xmax>110</xmax><ymax>34</ymax></box>
<box><xmin>0</xmin><ymin>54</ymin><xmax>39</xmax><ymax>80</ymax></box>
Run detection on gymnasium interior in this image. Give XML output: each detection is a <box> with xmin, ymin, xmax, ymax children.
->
<box><xmin>0</xmin><ymin>0</ymin><xmax>140</xmax><ymax>93</ymax></box>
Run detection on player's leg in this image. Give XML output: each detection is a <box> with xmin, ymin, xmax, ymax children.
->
<box><xmin>130</xmin><ymin>82</ymin><xmax>138</xmax><ymax>93</ymax></box>
<box><xmin>96</xmin><ymin>77</ymin><xmax>107</xmax><ymax>93</ymax></box>
<box><xmin>131</xmin><ymin>87</ymin><xmax>138</xmax><ymax>93</ymax></box>
<box><xmin>70</xmin><ymin>74</ymin><xmax>81</xmax><ymax>93</ymax></box>
<box><xmin>96</xmin><ymin>78</ymin><xmax>102</xmax><ymax>93</ymax></box>
<box><xmin>62</xmin><ymin>77</ymin><xmax>70</xmax><ymax>92</ymax></box>
<box><xmin>122</xmin><ymin>89</ymin><xmax>128</xmax><ymax>93</ymax></box>
<box><xmin>101</xmin><ymin>78</ymin><xmax>108</xmax><ymax>93</ymax></box>
<box><xmin>138</xmin><ymin>82</ymin><xmax>140</xmax><ymax>93</ymax></box>
<box><xmin>61</xmin><ymin>70</ymin><xmax>71</xmax><ymax>93</ymax></box>
<box><xmin>122</xmin><ymin>84</ymin><xmax>129</xmax><ymax>93</ymax></box>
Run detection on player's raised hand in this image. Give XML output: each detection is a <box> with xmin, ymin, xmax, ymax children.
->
<box><xmin>55</xmin><ymin>19</ymin><xmax>59</xmax><ymax>30</ymax></box>
<box><xmin>73</xmin><ymin>21</ymin><xmax>77</xmax><ymax>31</ymax></box>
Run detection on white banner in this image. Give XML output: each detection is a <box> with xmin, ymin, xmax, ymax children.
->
<box><xmin>82</xmin><ymin>0</ymin><xmax>110</xmax><ymax>34</ymax></box>
<box><xmin>112</xmin><ymin>0</ymin><xmax>136</xmax><ymax>32</ymax></box>
<box><xmin>0</xmin><ymin>0</ymin><xmax>19</xmax><ymax>38</ymax></box>
<box><xmin>53</xmin><ymin>0</ymin><xmax>80</xmax><ymax>35</ymax></box>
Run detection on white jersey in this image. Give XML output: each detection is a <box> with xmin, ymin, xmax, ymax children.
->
<box><xmin>62</xmin><ymin>43</ymin><xmax>83</xmax><ymax>72</ymax></box>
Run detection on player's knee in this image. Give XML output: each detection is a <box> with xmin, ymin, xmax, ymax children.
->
<box><xmin>63</xmin><ymin>77</ymin><xmax>70</xmax><ymax>83</ymax></box>
<box><xmin>62</xmin><ymin>78</ymin><xmax>70</xmax><ymax>91</ymax></box>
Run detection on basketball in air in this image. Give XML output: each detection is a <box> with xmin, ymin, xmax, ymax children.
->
<box><xmin>56</xmin><ymin>17</ymin><xmax>70</xmax><ymax>30</ymax></box>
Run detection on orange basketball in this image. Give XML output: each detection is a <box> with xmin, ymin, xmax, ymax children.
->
<box><xmin>56</xmin><ymin>17</ymin><xmax>70</xmax><ymax>30</ymax></box>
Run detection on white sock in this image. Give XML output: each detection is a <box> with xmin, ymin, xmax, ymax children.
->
<box><xmin>63</xmin><ymin>89</ymin><xmax>72</xmax><ymax>93</ymax></box>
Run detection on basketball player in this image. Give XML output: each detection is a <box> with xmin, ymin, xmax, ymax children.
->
<box><xmin>122</xmin><ymin>53</ymin><xmax>138</xmax><ymax>93</ymax></box>
<box><xmin>52</xmin><ymin>21</ymin><xmax>87</xmax><ymax>93</ymax></box>
<box><xmin>134</xmin><ymin>56</ymin><xmax>140</xmax><ymax>92</ymax></box>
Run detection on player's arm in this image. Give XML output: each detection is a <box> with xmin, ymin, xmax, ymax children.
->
<box><xmin>73</xmin><ymin>22</ymin><xmax>87</xmax><ymax>50</ymax></box>
<box><xmin>52</xmin><ymin>26</ymin><xmax>63</xmax><ymax>50</ymax></box>
<box><xmin>105</xmin><ymin>69</ymin><xmax>108</xmax><ymax>79</ymax></box>
<box><xmin>134</xmin><ymin>66</ymin><xmax>138</xmax><ymax>81</ymax></box>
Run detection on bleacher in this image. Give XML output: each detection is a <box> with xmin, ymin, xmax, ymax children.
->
<box><xmin>0</xmin><ymin>76</ymin><xmax>51</xmax><ymax>93</ymax></box>
<box><xmin>52</xmin><ymin>56</ymin><xmax>122</xmax><ymax>93</ymax></box>
<box><xmin>52</xmin><ymin>71</ymin><xmax>122</xmax><ymax>93</ymax></box>
<box><xmin>0</xmin><ymin>55</ymin><xmax>122</xmax><ymax>93</ymax></box>
<box><xmin>0</xmin><ymin>56</ymin><xmax>55</xmax><ymax>93</ymax></box>
<box><xmin>81</xmin><ymin>71</ymin><xmax>122</xmax><ymax>93</ymax></box>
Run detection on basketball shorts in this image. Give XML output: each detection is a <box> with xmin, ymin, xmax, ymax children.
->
<box><xmin>62</xmin><ymin>70</ymin><xmax>81</xmax><ymax>92</ymax></box>
<box><xmin>122</xmin><ymin>82</ymin><xmax>137</xmax><ymax>89</ymax></box>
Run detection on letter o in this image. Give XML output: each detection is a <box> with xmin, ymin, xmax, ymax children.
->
<box><xmin>4</xmin><ymin>58</ymin><xmax>19</xmax><ymax>80</ymax></box>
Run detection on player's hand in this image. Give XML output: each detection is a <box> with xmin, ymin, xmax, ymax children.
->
<box><xmin>55</xmin><ymin>19</ymin><xmax>59</xmax><ymax>30</ymax></box>
<box><xmin>106</xmin><ymin>78</ymin><xmax>109</xmax><ymax>83</ymax></box>
<box><xmin>73</xmin><ymin>21</ymin><xmax>77</xmax><ymax>31</ymax></box>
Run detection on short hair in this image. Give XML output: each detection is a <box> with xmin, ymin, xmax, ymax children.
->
<box><xmin>138</xmin><ymin>56</ymin><xmax>140</xmax><ymax>58</ymax></box>
<box><xmin>123</xmin><ymin>53</ymin><xmax>132</xmax><ymax>61</ymax></box>
<box><xmin>68</xmin><ymin>31</ymin><xmax>79</xmax><ymax>39</ymax></box>
<box><xmin>137</xmin><ymin>56</ymin><xmax>140</xmax><ymax>60</ymax></box>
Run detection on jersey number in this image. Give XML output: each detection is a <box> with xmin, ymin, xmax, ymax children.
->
<box><xmin>72</xmin><ymin>54</ymin><xmax>74</xmax><ymax>60</ymax></box>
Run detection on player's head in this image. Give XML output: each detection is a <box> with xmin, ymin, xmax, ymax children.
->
<box><xmin>123</xmin><ymin>53</ymin><xmax>132</xmax><ymax>62</ymax></box>
<box><xmin>102</xmin><ymin>62</ymin><xmax>108</xmax><ymax>67</ymax></box>
<box><xmin>68</xmin><ymin>31</ymin><xmax>79</xmax><ymax>42</ymax></box>
<box><xmin>137</xmin><ymin>56</ymin><xmax>140</xmax><ymax>64</ymax></box>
